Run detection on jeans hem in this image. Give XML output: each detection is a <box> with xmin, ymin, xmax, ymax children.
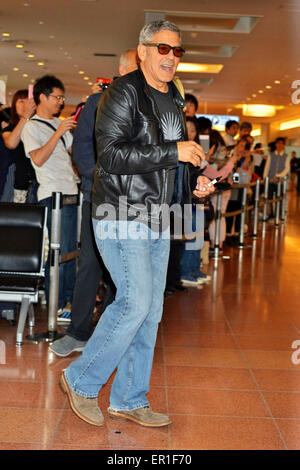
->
<box><xmin>64</xmin><ymin>369</ymin><xmax>99</xmax><ymax>399</ymax></box>
<box><xmin>66</xmin><ymin>331</ymin><xmax>91</xmax><ymax>342</ymax></box>
<box><xmin>108</xmin><ymin>403</ymin><xmax>149</xmax><ymax>412</ymax></box>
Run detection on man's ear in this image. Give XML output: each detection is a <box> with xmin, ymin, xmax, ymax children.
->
<box><xmin>39</xmin><ymin>93</ymin><xmax>47</xmax><ymax>104</ymax></box>
<box><xmin>137</xmin><ymin>44</ymin><xmax>146</xmax><ymax>63</ymax></box>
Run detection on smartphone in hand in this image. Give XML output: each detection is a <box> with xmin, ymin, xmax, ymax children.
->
<box><xmin>74</xmin><ymin>106</ymin><xmax>83</xmax><ymax>121</ymax></box>
<box><xmin>28</xmin><ymin>84</ymin><xmax>34</xmax><ymax>99</ymax></box>
<box><xmin>199</xmin><ymin>134</ymin><xmax>210</xmax><ymax>154</ymax></box>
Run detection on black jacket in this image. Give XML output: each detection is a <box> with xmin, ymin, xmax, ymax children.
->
<box><xmin>92</xmin><ymin>68</ymin><xmax>197</xmax><ymax>220</ymax></box>
<box><xmin>73</xmin><ymin>92</ymin><xmax>102</xmax><ymax>203</ymax></box>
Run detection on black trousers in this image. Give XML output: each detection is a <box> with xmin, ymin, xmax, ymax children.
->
<box><xmin>166</xmin><ymin>239</ymin><xmax>185</xmax><ymax>288</ymax></box>
<box><xmin>226</xmin><ymin>200</ymin><xmax>242</xmax><ymax>234</ymax></box>
<box><xmin>67</xmin><ymin>200</ymin><xmax>115</xmax><ymax>341</ymax></box>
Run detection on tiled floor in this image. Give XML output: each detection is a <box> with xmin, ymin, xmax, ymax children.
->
<box><xmin>0</xmin><ymin>191</ymin><xmax>300</xmax><ymax>450</ymax></box>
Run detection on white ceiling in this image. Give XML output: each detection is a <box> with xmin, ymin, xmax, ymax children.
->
<box><xmin>1</xmin><ymin>0</ymin><xmax>300</xmax><ymax>120</ymax></box>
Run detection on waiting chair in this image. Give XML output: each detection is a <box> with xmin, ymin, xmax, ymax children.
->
<box><xmin>0</xmin><ymin>203</ymin><xmax>47</xmax><ymax>345</ymax></box>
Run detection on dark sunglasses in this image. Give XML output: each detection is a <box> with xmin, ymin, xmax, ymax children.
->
<box><xmin>144</xmin><ymin>43</ymin><xmax>185</xmax><ymax>58</ymax></box>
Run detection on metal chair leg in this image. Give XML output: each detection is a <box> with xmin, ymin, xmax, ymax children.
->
<box><xmin>16</xmin><ymin>296</ymin><xmax>30</xmax><ymax>346</ymax></box>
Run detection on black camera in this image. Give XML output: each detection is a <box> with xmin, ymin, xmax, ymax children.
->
<box><xmin>96</xmin><ymin>78</ymin><xmax>112</xmax><ymax>91</ymax></box>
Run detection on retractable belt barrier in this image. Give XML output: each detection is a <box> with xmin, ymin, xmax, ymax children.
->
<box><xmin>26</xmin><ymin>178</ymin><xmax>288</xmax><ymax>342</ymax></box>
<box><xmin>212</xmin><ymin>176</ymin><xmax>288</xmax><ymax>258</ymax></box>
<box><xmin>27</xmin><ymin>191</ymin><xmax>83</xmax><ymax>344</ymax></box>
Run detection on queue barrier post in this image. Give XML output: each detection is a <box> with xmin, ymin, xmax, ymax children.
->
<box><xmin>48</xmin><ymin>192</ymin><xmax>62</xmax><ymax>337</ymax></box>
<box><xmin>253</xmin><ymin>178</ymin><xmax>260</xmax><ymax>239</ymax></box>
<box><xmin>262</xmin><ymin>177</ymin><xmax>269</xmax><ymax>222</ymax></box>
<box><xmin>238</xmin><ymin>186</ymin><xmax>248</xmax><ymax>247</ymax></box>
<box><xmin>281</xmin><ymin>176</ymin><xmax>288</xmax><ymax>222</ymax></box>
<box><xmin>213</xmin><ymin>191</ymin><xmax>222</xmax><ymax>258</ymax></box>
<box><xmin>275</xmin><ymin>179</ymin><xmax>282</xmax><ymax>228</ymax></box>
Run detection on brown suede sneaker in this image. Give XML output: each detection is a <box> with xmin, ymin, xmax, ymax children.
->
<box><xmin>108</xmin><ymin>406</ymin><xmax>171</xmax><ymax>427</ymax></box>
<box><xmin>60</xmin><ymin>372</ymin><xmax>104</xmax><ymax>426</ymax></box>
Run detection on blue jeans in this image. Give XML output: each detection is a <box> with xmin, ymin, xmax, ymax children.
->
<box><xmin>39</xmin><ymin>196</ymin><xmax>77</xmax><ymax>309</ymax></box>
<box><xmin>65</xmin><ymin>219</ymin><xmax>170</xmax><ymax>410</ymax></box>
<box><xmin>181</xmin><ymin>204</ymin><xmax>203</xmax><ymax>278</ymax></box>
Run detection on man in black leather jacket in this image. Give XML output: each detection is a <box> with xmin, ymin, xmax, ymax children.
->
<box><xmin>61</xmin><ymin>20</ymin><xmax>213</xmax><ymax>428</ymax></box>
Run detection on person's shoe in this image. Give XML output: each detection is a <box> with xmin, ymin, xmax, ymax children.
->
<box><xmin>180</xmin><ymin>275</ymin><xmax>201</xmax><ymax>286</ymax></box>
<box><xmin>60</xmin><ymin>372</ymin><xmax>104</xmax><ymax>426</ymax></box>
<box><xmin>57</xmin><ymin>302</ymin><xmax>72</xmax><ymax>324</ymax></box>
<box><xmin>196</xmin><ymin>271</ymin><xmax>211</xmax><ymax>283</ymax></box>
<box><xmin>108</xmin><ymin>406</ymin><xmax>171</xmax><ymax>428</ymax></box>
<box><xmin>172</xmin><ymin>283</ymin><xmax>188</xmax><ymax>292</ymax></box>
<box><xmin>164</xmin><ymin>288</ymin><xmax>174</xmax><ymax>297</ymax></box>
<box><xmin>49</xmin><ymin>335</ymin><xmax>87</xmax><ymax>357</ymax></box>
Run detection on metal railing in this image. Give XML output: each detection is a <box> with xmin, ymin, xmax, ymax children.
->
<box><xmin>211</xmin><ymin>175</ymin><xmax>288</xmax><ymax>258</ymax></box>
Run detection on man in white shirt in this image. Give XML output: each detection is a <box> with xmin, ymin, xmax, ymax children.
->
<box><xmin>21</xmin><ymin>74</ymin><xmax>79</xmax><ymax>317</ymax></box>
<box><xmin>223</xmin><ymin>120</ymin><xmax>239</xmax><ymax>147</ymax></box>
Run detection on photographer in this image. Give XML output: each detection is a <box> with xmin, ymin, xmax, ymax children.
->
<box><xmin>225</xmin><ymin>136</ymin><xmax>254</xmax><ymax>244</ymax></box>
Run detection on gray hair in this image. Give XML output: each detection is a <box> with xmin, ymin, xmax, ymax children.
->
<box><xmin>139</xmin><ymin>20</ymin><xmax>181</xmax><ymax>45</ymax></box>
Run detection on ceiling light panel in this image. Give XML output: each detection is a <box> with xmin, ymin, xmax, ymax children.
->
<box><xmin>177</xmin><ymin>63</ymin><xmax>223</xmax><ymax>73</ymax></box>
<box><xmin>183</xmin><ymin>44</ymin><xmax>237</xmax><ymax>58</ymax></box>
<box><xmin>146</xmin><ymin>11</ymin><xmax>261</xmax><ymax>34</ymax></box>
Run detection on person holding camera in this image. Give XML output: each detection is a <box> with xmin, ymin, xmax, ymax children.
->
<box><xmin>21</xmin><ymin>75</ymin><xmax>79</xmax><ymax>318</ymax></box>
<box><xmin>225</xmin><ymin>136</ymin><xmax>254</xmax><ymax>243</ymax></box>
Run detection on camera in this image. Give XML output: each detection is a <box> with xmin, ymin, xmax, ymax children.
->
<box><xmin>233</xmin><ymin>172</ymin><xmax>240</xmax><ymax>184</ymax></box>
<box><xmin>96</xmin><ymin>77</ymin><xmax>112</xmax><ymax>90</ymax></box>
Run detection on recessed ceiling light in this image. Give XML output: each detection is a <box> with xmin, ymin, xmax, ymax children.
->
<box><xmin>274</xmin><ymin>80</ymin><xmax>280</xmax><ymax>84</ymax></box>
<box><xmin>176</xmin><ymin>63</ymin><xmax>223</xmax><ymax>73</ymax></box>
<box><xmin>243</xmin><ymin>104</ymin><xmax>276</xmax><ymax>117</ymax></box>
<box><xmin>22</xmin><ymin>73</ymin><xmax>29</xmax><ymax>77</ymax></box>
<box><xmin>27</xmin><ymin>53</ymin><xmax>35</xmax><ymax>58</ymax></box>
<box><xmin>88</xmin><ymin>82</ymin><xmax>93</xmax><ymax>85</ymax></box>
<box><xmin>2</xmin><ymin>33</ymin><xmax>10</xmax><ymax>37</ymax></box>
<box><xmin>265</xmin><ymin>85</ymin><xmax>272</xmax><ymax>89</ymax></box>
<box><xmin>37</xmin><ymin>61</ymin><xmax>45</xmax><ymax>66</ymax></box>
<box><xmin>49</xmin><ymin>35</ymin><xmax>55</xmax><ymax>39</ymax></box>
<box><xmin>258</xmin><ymin>90</ymin><xmax>264</xmax><ymax>93</ymax></box>
<box><xmin>16</xmin><ymin>44</ymin><xmax>24</xmax><ymax>49</ymax></box>
<box><xmin>83</xmin><ymin>76</ymin><xmax>89</xmax><ymax>80</ymax></box>
<box><xmin>13</xmin><ymin>67</ymin><xmax>19</xmax><ymax>71</ymax></box>
<box><xmin>252</xmin><ymin>94</ymin><xmax>257</xmax><ymax>98</ymax></box>
<box><xmin>39</xmin><ymin>21</ymin><xmax>44</xmax><ymax>25</ymax></box>
<box><xmin>78</xmin><ymin>70</ymin><xmax>85</xmax><ymax>74</ymax></box>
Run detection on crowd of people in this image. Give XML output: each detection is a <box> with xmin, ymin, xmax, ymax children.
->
<box><xmin>0</xmin><ymin>19</ymin><xmax>297</xmax><ymax>429</ymax></box>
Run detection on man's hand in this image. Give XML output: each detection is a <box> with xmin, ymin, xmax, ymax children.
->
<box><xmin>177</xmin><ymin>141</ymin><xmax>206</xmax><ymax>167</ymax></box>
<box><xmin>91</xmin><ymin>82</ymin><xmax>101</xmax><ymax>94</ymax></box>
<box><xmin>193</xmin><ymin>175</ymin><xmax>215</xmax><ymax>198</ymax></box>
<box><xmin>57</xmin><ymin>116</ymin><xmax>77</xmax><ymax>136</ymax></box>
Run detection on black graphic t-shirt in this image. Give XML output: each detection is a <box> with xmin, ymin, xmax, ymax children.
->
<box><xmin>149</xmin><ymin>85</ymin><xmax>183</xmax><ymax>207</ymax></box>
